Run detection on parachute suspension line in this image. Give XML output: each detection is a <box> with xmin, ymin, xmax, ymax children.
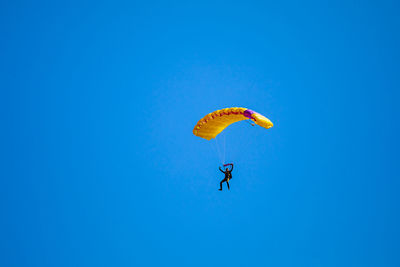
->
<box><xmin>245</xmin><ymin>119</ymin><xmax>255</xmax><ymax>126</ymax></box>
<box><xmin>209</xmin><ymin>141</ymin><xmax>217</xmax><ymax>160</ymax></box>
<box><xmin>222</xmin><ymin>132</ymin><xmax>226</xmax><ymax>165</ymax></box>
<box><xmin>209</xmin><ymin>138</ymin><xmax>224</xmax><ymax>165</ymax></box>
<box><xmin>215</xmin><ymin>137</ymin><xmax>224</xmax><ymax>165</ymax></box>
<box><xmin>209</xmin><ymin>140</ymin><xmax>221</xmax><ymax>165</ymax></box>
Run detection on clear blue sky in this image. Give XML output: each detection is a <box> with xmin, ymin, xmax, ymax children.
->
<box><xmin>1</xmin><ymin>1</ymin><xmax>399</xmax><ymax>266</ymax></box>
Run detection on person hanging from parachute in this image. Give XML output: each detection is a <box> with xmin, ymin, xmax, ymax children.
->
<box><xmin>192</xmin><ymin>107</ymin><xmax>274</xmax><ymax>190</ymax></box>
<box><xmin>219</xmin><ymin>163</ymin><xmax>234</xmax><ymax>191</ymax></box>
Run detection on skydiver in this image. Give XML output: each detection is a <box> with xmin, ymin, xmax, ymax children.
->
<box><xmin>218</xmin><ymin>163</ymin><xmax>234</xmax><ymax>191</ymax></box>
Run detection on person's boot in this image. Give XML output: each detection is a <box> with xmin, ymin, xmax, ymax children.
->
<box><xmin>218</xmin><ymin>188</ymin><xmax>222</xmax><ymax>191</ymax></box>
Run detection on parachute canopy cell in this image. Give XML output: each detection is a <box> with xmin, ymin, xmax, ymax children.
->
<box><xmin>193</xmin><ymin>107</ymin><xmax>273</xmax><ymax>140</ymax></box>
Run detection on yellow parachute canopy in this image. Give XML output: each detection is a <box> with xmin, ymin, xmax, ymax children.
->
<box><xmin>193</xmin><ymin>107</ymin><xmax>273</xmax><ymax>140</ymax></box>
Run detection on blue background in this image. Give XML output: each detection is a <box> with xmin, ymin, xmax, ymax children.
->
<box><xmin>1</xmin><ymin>1</ymin><xmax>399</xmax><ymax>266</ymax></box>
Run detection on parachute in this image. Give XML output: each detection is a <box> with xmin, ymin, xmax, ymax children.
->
<box><xmin>193</xmin><ymin>107</ymin><xmax>273</xmax><ymax>140</ymax></box>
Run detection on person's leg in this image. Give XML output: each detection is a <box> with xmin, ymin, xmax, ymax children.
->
<box><xmin>226</xmin><ymin>180</ymin><xmax>230</xmax><ymax>190</ymax></box>
<box><xmin>219</xmin><ymin>178</ymin><xmax>226</xmax><ymax>191</ymax></box>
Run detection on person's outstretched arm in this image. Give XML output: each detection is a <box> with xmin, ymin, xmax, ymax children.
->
<box><xmin>219</xmin><ymin>167</ymin><xmax>225</xmax><ymax>173</ymax></box>
<box><xmin>230</xmin><ymin>164</ymin><xmax>234</xmax><ymax>171</ymax></box>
